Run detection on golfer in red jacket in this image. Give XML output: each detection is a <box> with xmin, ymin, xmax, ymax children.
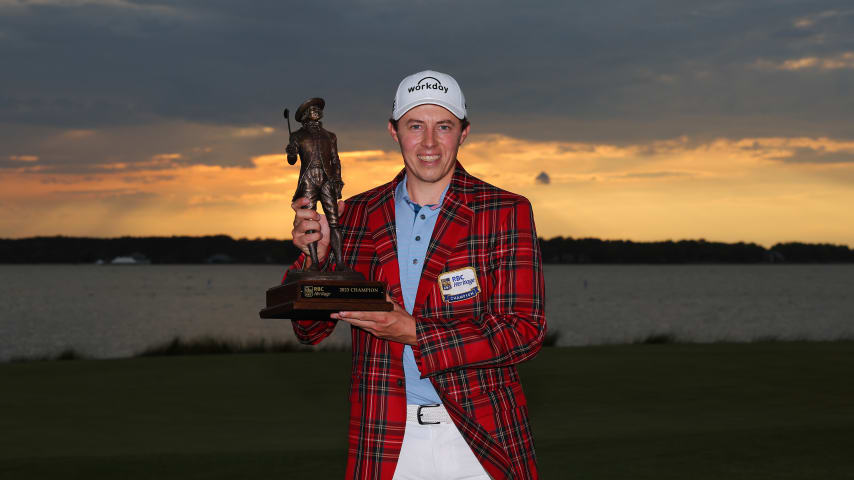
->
<box><xmin>288</xmin><ymin>70</ymin><xmax>546</xmax><ymax>480</ymax></box>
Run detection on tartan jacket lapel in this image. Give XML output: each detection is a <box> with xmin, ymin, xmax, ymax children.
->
<box><xmin>365</xmin><ymin>170</ymin><xmax>404</xmax><ymax>306</ymax></box>
<box><xmin>414</xmin><ymin>163</ymin><xmax>474</xmax><ymax>316</ymax></box>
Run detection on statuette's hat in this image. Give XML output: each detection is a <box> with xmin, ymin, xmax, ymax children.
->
<box><xmin>296</xmin><ymin>97</ymin><xmax>325</xmax><ymax>122</ymax></box>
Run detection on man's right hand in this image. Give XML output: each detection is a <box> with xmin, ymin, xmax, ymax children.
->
<box><xmin>291</xmin><ymin>197</ymin><xmax>346</xmax><ymax>265</ymax></box>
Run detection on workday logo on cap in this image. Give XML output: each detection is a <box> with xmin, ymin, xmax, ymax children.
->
<box><xmin>392</xmin><ymin>70</ymin><xmax>467</xmax><ymax>120</ymax></box>
<box><xmin>408</xmin><ymin>76</ymin><xmax>450</xmax><ymax>94</ymax></box>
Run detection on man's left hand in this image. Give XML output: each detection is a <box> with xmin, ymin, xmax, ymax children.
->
<box><xmin>332</xmin><ymin>296</ymin><xmax>417</xmax><ymax>345</ymax></box>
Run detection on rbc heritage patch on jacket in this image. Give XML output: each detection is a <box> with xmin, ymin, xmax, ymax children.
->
<box><xmin>438</xmin><ymin>267</ymin><xmax>480</xmax><ymax>303</ymax></box>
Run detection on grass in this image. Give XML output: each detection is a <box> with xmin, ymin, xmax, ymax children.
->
<box><xmin>135</xmin><ymin>336</ymin><xmax>318</xmax><ymax>356</ymax></box>
<box><xmin>630</xmin><ymin>332</ymin><xmax>854</xmax><ymax>346</ymax></box>
<box><xmin>1</xmin><ymin>342</ymin><xmax>852</xmax><ymax>479</ymax></box>
<box><xmin>9</xmin><ymin>347</ymin><xmax>88</xmax><ymax>363</ymax></box>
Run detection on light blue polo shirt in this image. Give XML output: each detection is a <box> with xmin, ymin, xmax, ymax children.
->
<box><xmin>394</xmin><ymin>175</ymin><xmax>448</xmax><ymax>405</ymax></box>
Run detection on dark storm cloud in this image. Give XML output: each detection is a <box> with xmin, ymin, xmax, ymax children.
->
<box><xmin>2</xmin><ymin>0</ymin><xmax>854</xmax><ymax>160</ymax></box>
<box><xmin>0</xmin><ymin>120</ymin><xmax>281</xmax><ymax>174</ymax></box>
<box><xmin>772</xmin><ymin>147</ymin><xmax>854</xmax><ymax>164</ymax></box>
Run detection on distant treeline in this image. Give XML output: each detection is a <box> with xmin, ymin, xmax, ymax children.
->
<box><xmin>0</xmin><ymin>235</ymin><xmax>301</xmax><ymax>264</ymax></box>
<box><xmin>1</xmin><ymin>236</ymin><xmax>852</xmax><ymax>264</ymax></box>
<box><xmin>538</xmin><ymin>238</ymin><xmax>854</xmax><ymax>263</ymax></box>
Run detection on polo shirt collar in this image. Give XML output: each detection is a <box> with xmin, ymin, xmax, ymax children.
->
<box><xmin>395</xmin><ymin>174</ymin><xmax>450</xmax><ymax>212</ymax></box>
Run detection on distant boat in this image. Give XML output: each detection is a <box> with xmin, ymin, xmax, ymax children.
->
<box><xmin>110</xmin><ymin>252</ymin><xmax>151</xmax><ymax>265</ymax></box>
<box><xmin>205</xmin><ymin>253</ymin><xmax>234</xmax><ymax>264</ymax></box>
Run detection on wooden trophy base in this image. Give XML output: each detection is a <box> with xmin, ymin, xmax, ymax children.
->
<box><xmin>259</xmin><ymin>270</ymin><xmax>393</xmax><ymax>320</ymax></box>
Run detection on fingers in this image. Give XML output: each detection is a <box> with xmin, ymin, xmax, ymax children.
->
<box><xmin>334</xmin><ymin>310</ymin><xmax>383</xmax><ymax>321</ymax></box>
<box><xmin>292</xmin><ymin>230</ymin><xmax>322</xmax><ymax>250</ymax></box>
<box><xmin>291</xmin><ymin>198</ymin><xmax>321</xmax><ymax>231</ymax></box>
<box><xmin>333</xmin><ymin>308</ymin><xmax>416</xmax><ymax>345</ymax></box>
<box><xmin>292</xmin><ymin>234</ymin><xmax>318</xmax><ymax>254</ymax></box>
<box><xmin>332</xmin><ymin>312</ymin><xmax>369</xmax><ymax>330</ymax></box>
<box><xmin>291</xmin><ymin>197</ymin><xmax>311</xmax><ymax>211</ymax></box>
<box><xmin>293</xmin><ymin>213</ymin><xmax>321</xmax><ymax>235</ymax></box>
<box><xmin>335</xmin><ymin>316</ymin><xmax>379</xmax><ymax>337</ymax></box>
<box><xmin>292</xmin><ymin>198</ymin><xmax>320</xmax><ymax>220</ymax></box>
<box><xmin>334</xmin><ymin>312</ymin><xmax>388</xmax><ymax>336</ymax></box>
<box><xmin>333</xmin><ymin>310</ymin><xmax>387</xmax><ymax>328</ymax></box>
<box><xmin>291</xmin><ymin>197</ymin><xmax>325</xmax><ymax>253</ymax></box>
<box><xmin>293</xmin><ymin>217</ymin><xmax>322</xmax><ymax>234</ymax></box>
<box><xmin>293</xmin><ymin>217</ymin><xmax>325</xmax><ymax>252</ymax></box>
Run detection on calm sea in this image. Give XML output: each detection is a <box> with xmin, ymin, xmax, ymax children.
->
<box><xmin>1</xmin><ymin>264</ymin><xmax>852</xmax><ymax>360</ymax></box>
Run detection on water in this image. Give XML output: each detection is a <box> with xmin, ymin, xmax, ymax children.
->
<box><xmin>545</xmin><ymin>264</ymin><xmax>853</xmax><ymax>345</ymax></box>
<box><xmin>0</xmin><ymin>264</ymin><xmax>852</xmax><ymax>360</ymax></box>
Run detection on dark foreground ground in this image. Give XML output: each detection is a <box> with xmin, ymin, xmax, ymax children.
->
<box><xmin>1</xmin><ymin>342</ymin><xmax>852</xmax><ymax>479</ymax></box>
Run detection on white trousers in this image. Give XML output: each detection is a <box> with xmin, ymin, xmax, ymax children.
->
<box><xmin>392</xmin><ymin>412</ymin><xmax>492</xmax><ymax>480</ymax></box>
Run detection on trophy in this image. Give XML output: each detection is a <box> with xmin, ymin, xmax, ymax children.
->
<box><xmin>260</xmin><ymin>98</ymin><xmax>392</xmax><ymax>320</ymax></box>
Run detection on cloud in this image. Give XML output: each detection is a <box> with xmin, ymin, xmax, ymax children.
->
<box><xmin>62</xmin><ymin>129</ymin><xmax>97</xmax><ymax>139</ymax></box>
<box><xmin>231</xmin><ymin>126</ymin><xmax>275</xmax><ymax>138</ymax></box>
<box><xmin>733</xmin><ymin>137</ymin><xmax>854</xmax><ymax>164</ymax></box>
<box><xmin>0</xmin><ymin>0</ymin><xmax>179</xmax><ymax>13</ymax></box>
<box><xmin>58</xmin><ymin>188</ymin><xmax>158</xmax><ymax>201</ymax></box>
<box><xmin>338</xmin><ymin>150</ymin><xmax>390</xmax><ymax>162</ymax></box>
<box><xmin>613</xmin><ymin>171</ymin><xmax>693</xmax><ymax>179</ymax></box>
<box><xmin>792</xmin><ymin>9</ymin><xmax>854</xmax><ymax>28</ymax></box>
<box><xmin>771</xmin><ymin>147</ymin><xmax>854</xmax><ymax>164</ymax></box>
<box><xmin>754</xmin><ymin>51</ymin><xmax>854</xmax><ymax>71</ymax></box>
<box><xmin>8</xmin><ymin>155</ymin><xmax>38</xmax><ymax>162</ymax></box>
<box><xmin>0</xmin><ymin>121</ymin><xmax>280</xmax><ymax>174</ymax></box>
<box><xmin>2</xmin><ymin>0</ymin><xmax>854</xmax><ymax>145</ymax></box>
<box><xmin>535</xmin><ymin>171</ymin><xmax>551</xmax><ymax>185</ymax></box>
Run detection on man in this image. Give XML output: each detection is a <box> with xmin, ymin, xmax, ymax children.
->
<box><xmin>286</xmin><ymin>97</ymin><xmax>346</xmax><ymax>270</ymax></box>
<box><xmin>286</xmin><ymin>70</ymin><xmax>545</xmax><ymax>479</ymax></box>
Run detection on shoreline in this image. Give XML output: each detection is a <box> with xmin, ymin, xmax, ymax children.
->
<box><xmin>6</xmin><ymin>334</ymin><xmax>854</xmax><ymax>364</ymax></box>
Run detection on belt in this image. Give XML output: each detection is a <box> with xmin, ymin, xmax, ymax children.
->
<box><xmin>406</xmin><ymin>404</ymin><xmax>453</xmax><ymax>425</ymax></box>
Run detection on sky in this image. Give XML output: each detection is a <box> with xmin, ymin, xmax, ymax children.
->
<box><xmin>2</xmin><ymin>0</ymin><xmax>853</xmax><ymax>246</ymax></box>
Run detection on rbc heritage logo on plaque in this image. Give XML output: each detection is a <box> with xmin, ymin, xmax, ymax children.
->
<box><xmin>303</xmin><ymin>285</ymin><xmax>313</xmax><ymax>298</ymax></box>
<box><xmin>437</xmin><ymin>267</ymin><xmax>480</xmax><ymax>303</ymax></box>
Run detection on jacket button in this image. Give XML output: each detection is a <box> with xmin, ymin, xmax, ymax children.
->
<box><xmin>397</xmin><ymin>379</ymin><xmax>404</xmax><ymax>387</ymax></box>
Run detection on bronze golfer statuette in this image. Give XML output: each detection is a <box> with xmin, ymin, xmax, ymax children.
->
<box><xmin>260</xmin><ymin>98</ymin><xmax>392</xmax><ymax>320</ymax></box>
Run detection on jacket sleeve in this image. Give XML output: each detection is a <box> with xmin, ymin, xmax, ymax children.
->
<box><xmin>413</xmin><ymin>199</ymin><xmax>546</xmax><ymax>377</ymax></box>
<box><xmin>283</xmin><ymin>255</ymin><xmax>337</xmax><ymax>345</ymax></box>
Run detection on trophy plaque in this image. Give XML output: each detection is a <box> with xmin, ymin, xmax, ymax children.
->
<box><xmin>259</xmin><ymin>97</ymin><xmax>393</xmax><ymax>320</ymax></box>
<box><xmin>260</xmin><ymin>274</ymin><xmax>392</xmax><ymax>320</ymax></box>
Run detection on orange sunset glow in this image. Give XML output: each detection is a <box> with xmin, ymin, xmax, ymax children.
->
<box><xmin>3</xmin><ymin>129</ymin><xmax>853</xmax><ymax>247</ymax></box>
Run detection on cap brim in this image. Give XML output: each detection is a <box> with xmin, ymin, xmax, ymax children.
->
<box><xmin>393</xmin><ymin>100</ymin><xmax>466</xmax><ymax>121</ymax></box>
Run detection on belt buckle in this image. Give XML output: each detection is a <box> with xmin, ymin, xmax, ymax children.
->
<box><xmin>417</xmin><ymin>404</ymin><xmax>441</xmax><ymax>425</ymax></box>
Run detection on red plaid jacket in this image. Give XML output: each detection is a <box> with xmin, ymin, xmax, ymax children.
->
<box><xmin>286</xmin><ymin>162</ymin><xmax>546</xmax><ymax>480</ymax></box>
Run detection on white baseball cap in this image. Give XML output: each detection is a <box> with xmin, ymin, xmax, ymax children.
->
<box><xmin>392</xmin><ymin>70</ymin><xmax>467</xmax><ymax>120</ymax></box>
